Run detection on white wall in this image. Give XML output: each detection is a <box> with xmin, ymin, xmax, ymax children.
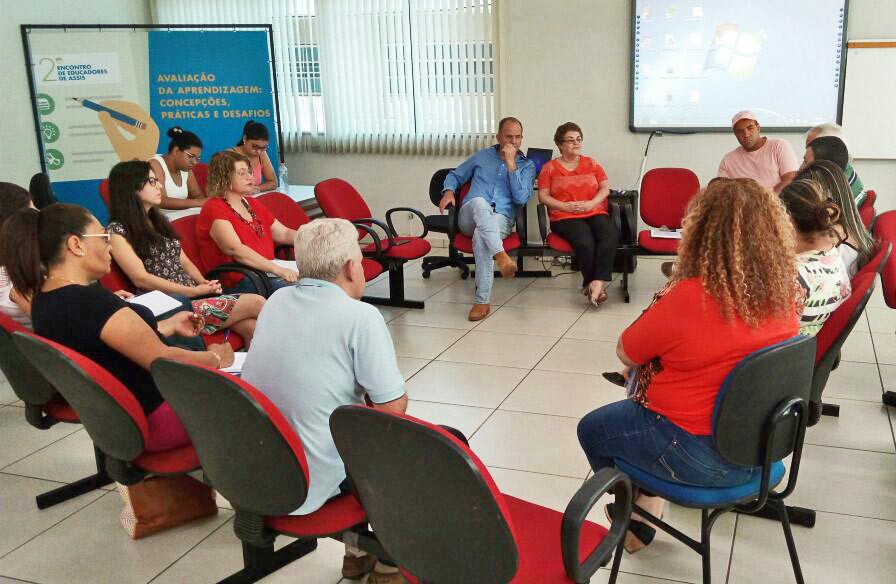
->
<box><xmin>0</xmin><ymin>0</ymin><xmax>151</xmax><ymax>188</ymax></box>
<box><xmin>287</xmin><ymin>0</ymin><xmax>896</xmax><ymax>234</ymax></box>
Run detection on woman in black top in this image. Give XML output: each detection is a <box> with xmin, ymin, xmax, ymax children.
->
<box><xmin>0</xmin><ymin>203</ymin><xmax>235</xmax><ymax>451</ymax></box>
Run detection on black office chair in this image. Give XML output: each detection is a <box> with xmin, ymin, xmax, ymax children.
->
<box><xmin>421</xmin><ymin>168</ymin><xmax>472</xmax><ymax>279</ymax></box>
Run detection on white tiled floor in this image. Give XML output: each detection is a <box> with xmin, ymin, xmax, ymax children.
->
<box><xmin>1</xmin><ymin>256</ymin><xmax>895</xmax><ymax>583</ymax></box>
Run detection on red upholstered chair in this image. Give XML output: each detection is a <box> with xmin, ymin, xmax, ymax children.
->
<box><xmin>315</xmin><ymin>178</ymin><xmax>432</xmax><ymax>309</ymax></box>
<box><xmin>99</xmin><ymin>179</ymin><xmax>110</xmax><ymax>209</ymax></box>
<box><xmin>256</xmin><ymin>191</ymin><xmax>384</xmax><ymax>281</ymax></box>
<box><xmin>169</xmin><ymin>213</ymin><xmax>272</xmax><ymax>297</ymax></box>
<box><xmin>12</xmin><ymin>333</ymin><xmax>201</xmax><ymax>486</ymax></box>
<box><xmin>97</xmin><ymin>258</ymin><xmax>245</xmax><ymax>351</ymax></box>
<box><xmin>637</xmin><ymin>168</ymin><xmax>699</xmax><ymax>254</ymax></box>
<box><xmin>150</xmin><ymin>359</ymin><xmax>375</xmax><ymax>583</ymax></box>
<box><xmin>536</xmin><ymin>191</ymin><xmax>640</xmax><ymax>302</ymax></box>
<box><xmin>329</xmin><ymin>405</ymin><xmax>632</xmax><ymax>584</ymax></box>
<box><xmin>859</xmin><ymin>189</ymin><xmax>877</xmax><ymax>229</ymax></box>
<box><xmin>872</xmin><ymin>212</ymin><xmax>896</xmax><ymax>408</ymax></box>
<box><xmin>192</xmin><ymin>162</ymin><xmax>209</xmax><ymax>193</ymax></box>
<box><xmin>0</xmin><ymin>315</ymin><xmax>111</xmax><ymax>509</ymax></box>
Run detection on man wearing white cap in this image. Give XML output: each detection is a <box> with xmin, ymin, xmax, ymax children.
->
<box><xmin>717</xmin><ymin>110</ymin><xmax>800</xmax><ymax>193</ymax></box>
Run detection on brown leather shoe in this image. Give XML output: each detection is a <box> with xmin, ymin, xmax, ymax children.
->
<box><xmin>342</xmin><ymin>554</ymin><xmax>377</xmax><ymax>580</ymax></box>
<box><xmin>494</xmin><ymin>251</ymin><xmax>518</xmax><ymax>279</ymax></box>
<box><xmin>468</xmin><ymin>303</ymin><xmax>490</xmax><ymax>321</ymax></box>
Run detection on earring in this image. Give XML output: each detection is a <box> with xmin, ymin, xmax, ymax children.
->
<box><xmin>78</xmin><ymin>251</ymin><xmax>85</xmax><ymax>257</ymax></box>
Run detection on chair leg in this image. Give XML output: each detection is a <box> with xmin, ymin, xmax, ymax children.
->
<box><xmin>883</xmin><ymin>391</ymin><xmax>896</xmax><ymax>407</ymax></box>
<box><xmin>219</xmin><ymin>539</ymin><xmax>318</xmax><ymax>584</ymax></box>
<box><xmin>701</xmin><ymin>509</ymin><xmax>713</xmax><ymax>584</ymax></box>
<box><xmin>771</xmin><ymin>500</ymin><xmax>805</xmax><ymax>584</ymax></box>
<box><xmin>606</xmin><ymin>536</ymin><xmax>625</xmax><ymax>584</ymax></box>
<box><xmin>821</xmin><ymin>402</ymin><xmax>840</xmax><ymax>417</ymax></box>
<box><xmin>362</xmin><ymin>262</ymin><xmax>424</xmax><ymax>309</ymax></box>
<box><xmin>621</xmin><ymin>269</ymin><xmax>630</xmax><ymax>303</ymax></box>
<box><xmin>738</xmin><ymin>503</ymin><xmax>816</xmax><ymax>528</ymax></box>
<box><xmin>35</xmin><ymin>446</ymin><xmax>112</xmax><ymax>509</ymax></box>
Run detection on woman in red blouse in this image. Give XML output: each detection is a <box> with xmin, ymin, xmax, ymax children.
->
<box><xmin>578</xmin><ymin>178</ymin><xmax>800</xmax><ymax>552</ymax></box>
<box><xmin>538</xmin><ymin>122</ymin><xmax>617</xmax><ymax>305</ymax></box>
<box><xmin>197</xmin><ymin>151</ymin><xmax>299</xmax><ymax>294</ymax></box>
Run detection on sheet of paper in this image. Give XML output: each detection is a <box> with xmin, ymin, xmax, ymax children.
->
<box><xmin>267</xmin><ymin>258</ymin><xmax>297</xmax><ymax>277</ymax></box>
<box><xmin>126</xmin><ymin>290</ymin><xmax>183</xmax><ymax>316</ymax></box>
<box><xmin>649</xmin><ymin>229</ymin><xmax>682</xmax><ymax>239</ymax></box>
<box><xmin>220</xmin><ymin>351</ymin><xmax>248</xmax><ymax>375</ymax></box>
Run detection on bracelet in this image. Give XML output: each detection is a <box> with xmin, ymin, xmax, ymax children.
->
<box><xmin>210</xmin><ymin>351</ymin><xmax>222</xmax><ymax>369</ymax></box>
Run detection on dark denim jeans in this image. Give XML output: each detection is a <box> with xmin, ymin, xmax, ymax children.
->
<box><xmin>577</xmin><ymin>399</ymin><xmax>760</xmax><ymax>488</ymax></box>
<box><xmin>225</xmin><ymin>275</ymin><xmax>292</xmax><ymax>295</ymax></box>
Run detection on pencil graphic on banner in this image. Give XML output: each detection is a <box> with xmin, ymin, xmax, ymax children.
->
<box><xmin>72</xmin><ymin>98</ymin><xmax>147</xmax><ymax>130</ymax></box>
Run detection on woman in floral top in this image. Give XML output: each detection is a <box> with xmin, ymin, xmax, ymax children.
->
<box><xmin>780</xmin><ymin>178</ymin><xmax>851</xmax><ymax>336</ymax></box>
<box><xmin>107</xmin><ymin>160</ymin><xmax>265</xmax><ymax>346</ymax></box>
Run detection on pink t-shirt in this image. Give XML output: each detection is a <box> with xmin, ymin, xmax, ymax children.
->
<box><xmin>717</xmin><ymin>138</ymin><xmax>800</xmax><ymax>190</ymax></box>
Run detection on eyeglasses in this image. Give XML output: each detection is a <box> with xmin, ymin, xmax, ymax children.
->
<box><xmin>78</xmin><ymin>232</ymin><xmax>111</xmax><ymax>243</ymax></box>
<box><xmin>247</xmin><ymin>143</ymin><xmax>268</xmax><ymax>152</ymax></box>
<box><xmin>182</xmin><ymin>152</ymin><xmax>200</xmax><ymax>162</ymax></box>
<box><xmin>561</xmin><ymin>137</ymin><xmax>584</xmax><ymax>144</ymax></box>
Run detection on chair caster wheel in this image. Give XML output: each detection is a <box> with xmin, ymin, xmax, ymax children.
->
<box><xmin>422</xmin><ymin>271</ymin><xmax>431</xmax><ymax>279</ymax></box>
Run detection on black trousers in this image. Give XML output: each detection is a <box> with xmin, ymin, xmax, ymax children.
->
<box><xmin>550</xmin><ymin>213</ymin><xmax>618</xmax><ymax>286</ymax></box>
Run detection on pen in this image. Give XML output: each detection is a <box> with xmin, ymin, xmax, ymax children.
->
<box><xmin>223</xmin><ymin>330</ymin><xmax>231</xmax><ymax>343</ymax></box>
<box><xmin>73</xmin><ymin>98</ymin><xmax>147</xmax><ymax>130</ymax></box>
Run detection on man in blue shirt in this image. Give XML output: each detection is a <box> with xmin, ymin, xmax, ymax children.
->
<box><xmin>439</xmin><ymin>117</ymin><xmax>536</xmax><ymax>321</ymax></box>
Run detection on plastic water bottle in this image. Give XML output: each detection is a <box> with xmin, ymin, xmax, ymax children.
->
<box><xmin>278</xmin><ymin>163</ymin><xmax>289</xmax><ymax>192</ymax></box>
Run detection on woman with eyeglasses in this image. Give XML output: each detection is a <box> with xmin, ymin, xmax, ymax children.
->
<box><xmin>0</xmin><ymin>203</ymin><xmax>235</xmax><ymax>451</ymax></box>
<box><xmin>538</xmin><ymin>122</ymin><xmax>617</xmax><ymax>306</ymax></box>
<box><xmin>149</xmin><ymin>126</ymin><xmax>209</xmax><ymax>211</ymax></box>
<box><xmin>230</xmin><ymin>120</ymin><xmax>277</xmax><ymax>193</ymax></box>
<box><xmin>197</xmin><ymin>150</ymin><xmax>300</xmax><ymax>294</ymax></box>
<box><xmin>107</xmin><ymin>160</ymin><xmax>265</xmax><ymax>347</ymax></box>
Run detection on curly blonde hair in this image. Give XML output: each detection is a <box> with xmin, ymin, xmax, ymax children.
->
<box><xmin>206</xmin><ymin>150</ymin><xmax>251</xmax><ymax>197</ymax></box>
<box><xmin>672</xmin><ymin>177</ymin><xmax>798</xmax><ymax>327</ymax></box>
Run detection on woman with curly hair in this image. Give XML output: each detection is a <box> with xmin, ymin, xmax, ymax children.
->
<box><xmin>196</xmin><ymin>150</ymin><xmax>299</xmax><ymax>293</ymax></box>
<box><xmin>579</xmin><ymin>178</ymin><xmax>800</xmax><ymax>553</ymax></box>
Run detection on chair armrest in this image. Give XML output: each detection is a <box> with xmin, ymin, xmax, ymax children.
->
<box><xmin>385</xmin><ymin>207</ymin><xmax>430</xmax><ymax>239</ymax></box>
<box><xmin>561</xmin><ymin>467</ymin><xmax>632</xmax><ymax>581</ymax></box>
<box><xmin>446</xmin><ymin>203</ymin><xmax>459</xmax><ymax>239</ymax></box>
<box><xmin>516</xmin><ymin>204</ymin><xmax>527</xmax><ymax>241</ymax></box>
<box><xmin>354</xmin><ymin>218</ymin><xmax>395</xmax><ymax>252</ymax></box>
<box><xmin>537</xmin><ymin>203</ymin><xmax>549</xmax><ymax>242</ymax></box>
<box><xmin>352</xmin><ymin>221</ymin><xmax>384</xmax><ymax>259</ymax></box>
<box><xmin>205</xmin><ymin>264</ymin><xmax>272</xmax><ymax>297</ymax></box>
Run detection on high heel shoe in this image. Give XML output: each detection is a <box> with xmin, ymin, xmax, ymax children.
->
<box><xmin>605</xmin><ymin>503</ymin><xmax>658</xmax><ymax>554</ymax></box>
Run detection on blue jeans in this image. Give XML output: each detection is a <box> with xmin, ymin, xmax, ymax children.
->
<box><xmin>577</xmin><ymin>399</ymin><xmax>760</xmax><ymax>488</ymax></box>
<box><xmin>225</xmin><ymin>275</ymin><xmax>292</xmax><ymax>295</ymax></box>
<box><xmin>458</xmin><ymin>197</ymin><xmax>515</xmax><ymax>304</ymax></box>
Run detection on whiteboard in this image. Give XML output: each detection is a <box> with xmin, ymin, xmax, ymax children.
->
<box><xmin>842</xmin><ymin>41</ymin><xmax>896</xmax><ymax>159</ymax></box>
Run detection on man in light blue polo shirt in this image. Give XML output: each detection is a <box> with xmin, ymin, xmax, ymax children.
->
<box><xmin>242</xmin><ymin>218</ymin><xmax>407</xmax><ymax>584</ymax></box>
<box><xmin>439</xmin><ymin>116</ymin><xmax>536</xmax><ymax>321</ymax></box>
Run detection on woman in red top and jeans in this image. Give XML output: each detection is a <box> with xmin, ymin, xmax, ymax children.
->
<box><xmin>197</xmin><ymin>150</ymin><xmax>299</xmax><ymax>294</ymax></box>
<box><xmin>538</xmin><ymin>122</ymin><xmax>617</xmax><ymax>305</ymax></box>
<box><xmin>577</xmin><ymin>178</ymin><xmax>800</xmax><ymax>552</ymax></box>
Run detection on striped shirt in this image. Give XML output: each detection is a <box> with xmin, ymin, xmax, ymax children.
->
<box><xmin>845</xmin><ymin>163</ymin><xmax>866</xmax><ymax>207</ymax></box>
<box><xmin>796</xmin><ymin>247</ymin><xmax>851</xmax><ymax>337</ymax></box>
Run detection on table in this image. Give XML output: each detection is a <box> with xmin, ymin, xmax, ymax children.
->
<box><xmin>162</xmin><ymin>184</ymin><xmax>315</xmax><ymax>222</ymax></box>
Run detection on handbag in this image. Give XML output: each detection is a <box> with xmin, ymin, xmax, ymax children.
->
<box><xmin>625</xmin><ymin>282</ymin><xmax>673</xmax><ymax>404</ymax></box>
<box><xmin>116</xmin><ymin>475</ymin><xmax>218</xmax><ymax>539</ymax></box>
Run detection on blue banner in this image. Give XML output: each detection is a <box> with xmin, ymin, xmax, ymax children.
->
<box><xmin>148</xmin><ymin>30</ymin><xmax>279</xmax><ymax>171</ymax></box>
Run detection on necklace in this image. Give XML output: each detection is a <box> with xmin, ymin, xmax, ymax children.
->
<box><xmin>225</xmin><ymin>197</ymin><xmax>265</xmax><ymax>239</ymax></box>
<box><xmin>46</xmin><ymin>275</ymin><xmax>85</xmax><ymax>286</ymax></box>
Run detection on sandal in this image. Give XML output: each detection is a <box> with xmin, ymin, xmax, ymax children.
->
<box><xmin>602</xmin><ymin>371</ymin><xmax>627</xmax><ymax>387</ymax></box>
<box><xmin>605</xmin><ymin>503</ymin><xmax>657</xmax><ymax>554</ymax></box>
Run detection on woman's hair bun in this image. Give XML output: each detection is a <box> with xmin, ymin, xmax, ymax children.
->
<box><xmin>166</xmin><ymin>126</ymin><xmax>184</xmax><ymax>137</ymax></box>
